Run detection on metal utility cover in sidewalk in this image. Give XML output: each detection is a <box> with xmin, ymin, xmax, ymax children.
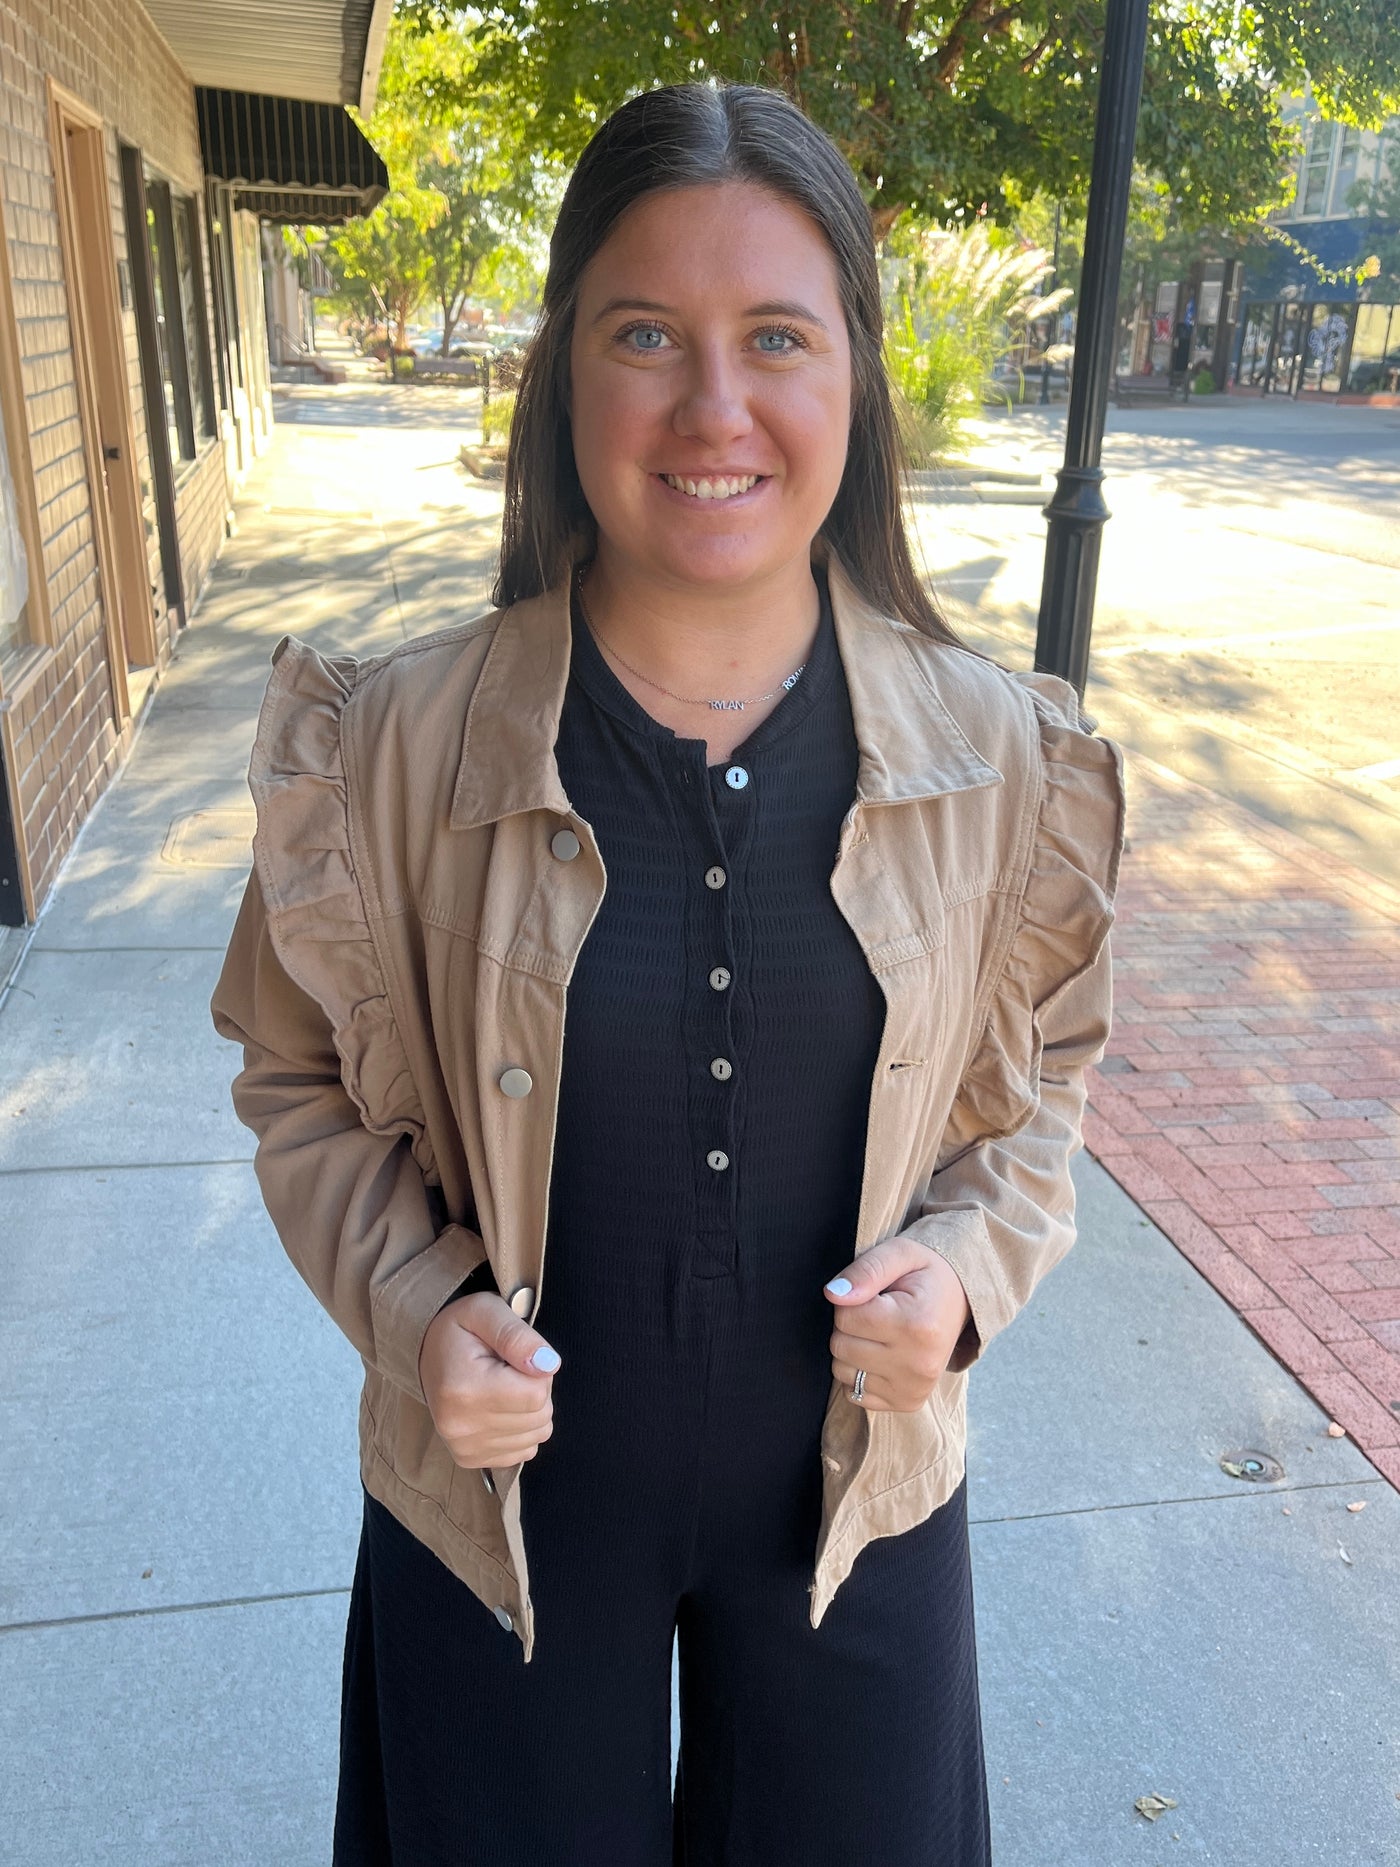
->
<box><xmin>162</xmin><ymin>808</ymin><xmax>255</xmax><ymax>870</ymax></box>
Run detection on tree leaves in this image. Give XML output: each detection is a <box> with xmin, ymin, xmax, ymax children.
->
<box><xmin>441</xmin><ymin>0</ymin><xmax>1400</xmax><ymax>231</ymax></box>
<box><xmin>324</xmin><ymin>15</ymin><xmax>557</xmax><ymax>345</ymax></box>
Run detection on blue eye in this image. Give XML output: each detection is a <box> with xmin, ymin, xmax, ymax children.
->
<box><xmin>620</xmin><ymin>324</ymin><xmax>669</xmax><ymax>351</ymax></box>
<box><xmin>754</xmin><ymin>326</ymin><xmax>805</xmax><ymax>354</ymax></box>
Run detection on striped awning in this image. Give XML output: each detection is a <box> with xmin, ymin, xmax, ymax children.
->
<box><xmin>196</xmin><ymin>89</ymin><xmax>388</xmax><ymax>224</ymax></box>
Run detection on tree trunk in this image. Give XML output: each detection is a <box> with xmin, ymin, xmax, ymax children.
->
<box><xmin>439</xmin><ymin>261</ymin><xmax>479</xmax><ymax>357</ymax></box>
<box><xmin>871</xmin><ymin>202</ymin><xmax>904</xmax><ymax>245</ymax></box>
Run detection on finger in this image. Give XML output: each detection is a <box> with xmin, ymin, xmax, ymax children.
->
<box><xmin>447</xmin><ymin>1416</ymin><xmax>554</xmax><ymax>1466</ymax></box>
<box><xmin>836</xmin><ymin>1318</ymin><xmax>953</xmax><ymax>1395</ymax></box>
<box><xmin>829</xmin><ymin>1327</ymin><xmax>898</xmax><ymax>1372</ymax></box>
<box><xmin>483</xmin><ymin>1422</ymin><xmax>554</xmax><ymax>1460</ymax></box>
<box><xmin>823</xmin><ymin>1236</ymin><xmax>937</xmax><ymax>1306</ymax></box>
<box><xmin>454</xmin><ymin>1293</ymin><xmax>562</xmax><ymax>1377</ymax></box>
<box><xmin>830</xmin><ymin>1357</ymin><xmax>891</xmax><ymax>1408</ymax></box>
<box><xmin>827</xmin><ymin>1300</ymin><xmax>902</xmax><ymax>1346</ymax></box>
<box><xmin>474</xmin><ymin>1362</ymin><xmax>557</xmax><ymax>1416</ymax></box>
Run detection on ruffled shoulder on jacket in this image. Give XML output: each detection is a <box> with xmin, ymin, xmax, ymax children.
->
<box><xmin>950</xmin><ymin>666</ymin><xmax>1126</xmax><ymax>1145</ymax></box>
<box><xmin>247</xmin><ymin>635</ymin><xmax>430</xmax><ymax>1165</ymax></box>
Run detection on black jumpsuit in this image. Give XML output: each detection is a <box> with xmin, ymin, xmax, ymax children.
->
<box><xmin>334</xmin><ymin>571</ymin><xmax>991</xmax><ymax>1865</ymax></box>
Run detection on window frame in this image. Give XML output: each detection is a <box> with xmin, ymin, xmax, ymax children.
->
<box><xmin>171</xmin><ymin>190</ymin><xmax>217</xmax><ymax>442</ymax></box>
<box><xmin>0</xmin><ymin>188</ymin><xmax>55</xmax><ymax>706</ymax></box>
<box><xmin>141</xmin><ymin>170</ymin><xmax>218</xmax><ymax>474</ymax></box>
<box><xmin>1298</xmin><ymin>119</ymin><xmax>1337</xmax><ymax>220</ymax></box>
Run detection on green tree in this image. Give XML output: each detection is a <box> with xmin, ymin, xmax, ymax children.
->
<box><xmin>418</xmin><ymin>0</ymin><xmax>1400</xmax><ymax>237</ymax></box>
<box><xmin>330</xmin><ymin>195</ymin><xmax>435</xmax><ymax>348</ymax></box>
<box><xmin>326</xmin><ymin>13</ymin><xmax>553</xmax><ymax>350</ymax></box>
<box><xmin>420</xmin><ymin>140</ymin><xmax>545</xmax><ymax>351</ymax></box>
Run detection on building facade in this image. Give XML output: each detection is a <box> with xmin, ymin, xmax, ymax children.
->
<box><xmin>1231</xmin><ymin>105</ymin><xmax>1400</xmax><ymax>401</ymax></box>
<box><xmin>0</xmin><ymin>0</ymin><xmax>387</xmax><ymax>927</ymax></box>
<box><xmin>1117</xmin><ymin>103</ymin><xmax>1399</xmax><ymax>403</ymax></box>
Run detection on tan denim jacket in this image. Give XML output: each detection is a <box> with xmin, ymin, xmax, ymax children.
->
<box><xmin>210</xmin><ymin>543</ymin><xmax>1124</xmax><ymax>1661</ymax></box>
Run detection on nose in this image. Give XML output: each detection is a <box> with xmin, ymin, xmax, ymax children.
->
<box><xmin>671</xmin><ymin>342</ymin><xmax>754</xmax><ymax>449</ymax></box>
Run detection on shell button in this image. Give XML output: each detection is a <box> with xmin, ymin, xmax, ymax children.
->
<box><xmin>705</xmin><ymin>865</ymin><xmax>727</xmax><ymax>890</ymax></box>
<box><xmin>493</xmin><ymin>1604</ymin><xmax>514</xmax><ymax>1632</ymax></box>
<box><xmin>551</xmin><ymin>828</ymin><xmax>581</xmax><ymax>861</ymax></box>
<box><xmin>724</xmin><ymin>766</ymin><xmax>749</xmax><ymax>790</ymax></box>
<box><xmin>708</xmin><ymin>966</ymin><xmax>731</xmax><ymax>992</ymax></box>
<box><xmin>509</xmin><ymin>1284</ymin><xmax>536</xmax><ymax>1319</ymax></box>
<box><xmin>710</xmin><ymin>1057</ymin><xmax>733</xmax><ymax>1081</ymax></box>
<box><xmin>707</xmin><ymin>1150</ymin><xmax>730</xmax><ymax>1172</ymax></box>
<box><xmin>499</xmin><ymin>1067</ymin><xmax>534</xmax><ymax>1098</ymax></box>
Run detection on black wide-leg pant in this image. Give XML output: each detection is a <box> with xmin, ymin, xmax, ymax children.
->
<box><xmin>333</xmin><ymin>1255</ymin><xmax>991</xmax><ymax>1866</ymax></box>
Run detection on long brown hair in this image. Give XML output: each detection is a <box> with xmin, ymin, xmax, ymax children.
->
<box><xmin>494</xmin><ymin>80</ymin><xmax>956</xmax><ymax>644</ymax></box>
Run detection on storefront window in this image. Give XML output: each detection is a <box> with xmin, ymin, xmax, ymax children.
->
<box><xmin>1299</xmin><ymin>304</ymin><xmax>1354</xmax><ymax>394</ymax></box>
<box><xmin>0</xmin><ymin>400</ymin><xmax>31</xmax><ymax>682</ymax></box>
<box><xmin>1345</xmin><ymin>305</ymin><xmax>1399</xmax><ymax>395</ymax></box>
<box><xmin>143</xmin><ymin>176</ymin><xmax>216</xmax><ymax>464</ymax></box>
<box><xmin>172</xmin><ymin>195</ymin><xmax>216</xmax><ymax>441</ymax></box>
<box><xmin>145</xmin><ymin>185</ymin><xmax>190</xmax><ymax>461</ymax></box>
<box><xmin>1237</xmin><ymin>303</ymin><xmax>1275</xmax><ymax>389</ymax></box>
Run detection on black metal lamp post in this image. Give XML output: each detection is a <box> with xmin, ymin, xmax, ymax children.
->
<box><xmin>1034</xmin><ymin>0</ymin><xmax>1150</xmax><ymax>696</ymax></box>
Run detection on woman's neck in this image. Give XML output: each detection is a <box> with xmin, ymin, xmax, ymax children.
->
<box><xmin>577</xmin><ymin>546</ymin><xmax>823</xmax><ymax>761</ymax></box>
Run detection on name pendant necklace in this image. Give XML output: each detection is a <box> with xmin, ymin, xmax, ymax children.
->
<box><xmin>575</xmin><ymin>574</ymin><xmax>806</xmax><ymax>713</ymax></box>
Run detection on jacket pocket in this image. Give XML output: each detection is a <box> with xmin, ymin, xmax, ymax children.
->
<box><xmin>364</xmin><ymin>1372</ymin><xmax>514</xmax><ymax>1573</ymax></box>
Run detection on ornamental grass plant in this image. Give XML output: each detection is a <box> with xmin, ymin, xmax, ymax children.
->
<box><xmin>883</xmin><ymin>222</ymin><xmax>1073</xmax><ymax>464</ymax></box>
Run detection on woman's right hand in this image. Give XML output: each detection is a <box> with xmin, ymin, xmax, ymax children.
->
<box><xmin>418</xmin><ymin>1293</ymin><xmax>561</xmax><ymax>1470</ymax></box>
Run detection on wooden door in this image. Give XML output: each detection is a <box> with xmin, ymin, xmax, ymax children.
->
<box><xmin>48</xmin><ymin>82</ymin><xmax>157</xmax><ymax>724</ymax></box>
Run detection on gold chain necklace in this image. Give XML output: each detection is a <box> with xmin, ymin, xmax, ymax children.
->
<box><xmin>575</xmin><ymin>574</ymin><xmax>806</xmax><ymax>713</ymax></box>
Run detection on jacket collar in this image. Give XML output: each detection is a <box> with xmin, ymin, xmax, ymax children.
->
<box><xmin>450</xmin><ymin>539</ymin><xmax>1002</xmax><ymax>832</ymax></box>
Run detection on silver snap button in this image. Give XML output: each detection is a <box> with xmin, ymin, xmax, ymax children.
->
<box><xmin>481</xmin><ymin>1468</ymin><xmax>496</xmax><ymax>1494</ymax></box>
<box><xmin>499</xmin><ymin>1066</ymin><xmax>533</xmax><ymax>1098</ymax></box>
<box><xmin>493</xmin><ymin>1604</ymin><xmax>513</xmax><ymax>1631</ymax></box>
<box><xmin>708</xmin><ymin>966</ymin><xmax>731</xmax><ymax>991</ymax></box>
<box><xmin>706</xmin><ymin>1149</ymin><xmax>730</xmax><ymax>1172</ymax></box>
<box><xmin>509</xmin><ymin>1284</ymin><xmax>536</xmax><ymax>1319</ymax></box>
<box><xmin>710</xmin><ymin>1056</ymin><xmax>733</xmax><ymax>1081</ymax></box>
<box><xmin>725</xmin><ymin>766</ymin><xmax>749</xmax><ymax>790</ymax></box>
<box><xmin>550</xmin><ymin>828</ymin><xmax>581</xmax><ymax>861</ymax></box>
<box><xmin>705</xmin><ymin>866</ymin><xmax>726</xmax><ymax>890</ymax></box>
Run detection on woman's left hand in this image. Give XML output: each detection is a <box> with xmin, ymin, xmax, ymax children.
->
<box><xmin>823</xmin><ymin>1238</ymin><xmax>973</xmax><ymax>1411</ymax></box>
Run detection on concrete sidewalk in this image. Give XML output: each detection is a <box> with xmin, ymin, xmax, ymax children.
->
<box><xmin>2</xmin><ymin>387</ymin><xmax>1397</xmax><ymax>1865</ymax></box>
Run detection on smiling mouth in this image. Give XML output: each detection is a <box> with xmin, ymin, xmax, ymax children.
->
<box><xmin>659</xmin><ymin>472</ymin><xmax>765</xmax><ymax>500</ymax></box>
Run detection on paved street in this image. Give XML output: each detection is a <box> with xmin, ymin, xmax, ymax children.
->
<box><xmin>911</xmin><ymin>397</ymin><xmax>1400</xmax><ymax>887</ymax></box>
<box><xmin>2</xmin><ymin>381</ymin><xmax>1398</xmax><ymax>1863</ymax></box>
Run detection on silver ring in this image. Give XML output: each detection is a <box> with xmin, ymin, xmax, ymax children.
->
<box><xmin>851</xmin><ymin>1368</ymin><xmax>866</xmax><ymax>1402</ymax></box>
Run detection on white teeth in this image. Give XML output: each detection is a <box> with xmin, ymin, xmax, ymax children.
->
<box><xmin>663</xmin><ymin>473</ymin><xmax>760</xmax><ymax>499</ymax></box>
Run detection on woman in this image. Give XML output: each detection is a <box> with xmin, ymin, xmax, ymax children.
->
<box><xmin>212</xmin><ymin>80</ymin><xmax>1123</xmax><ymax>1866</ymax></box>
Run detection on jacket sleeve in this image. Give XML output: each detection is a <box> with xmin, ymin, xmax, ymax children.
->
<box><xmin>209</xmin><ymin>640</ymin><xmax>488</xmax><ymax>1407</ymax></box>
<box><xmin>212</xmin><ymin>869</ymin><xmax>488</xmax><ymax>1405</ymax></box>
<box><xmin>903</xmin><ymin>677</ymin><xmax>1125</xmax><ymax>1372</ymax></box>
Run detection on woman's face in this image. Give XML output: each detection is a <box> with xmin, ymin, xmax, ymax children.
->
<box><xmin>568</xmin><ymin>180</ymin><xmax>853</xmax><ymax>593</ymax></box>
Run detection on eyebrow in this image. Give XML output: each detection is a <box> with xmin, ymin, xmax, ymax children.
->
<box><xmin>590</xmin><ymin>296</ymin><xmax>830</xmax><ymax>332</ymax></box>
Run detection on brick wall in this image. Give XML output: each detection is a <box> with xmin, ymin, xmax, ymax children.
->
<box><xmin>0</xmin><ymin>0</ymin><xmax>230</xmax><ymax>914</ymax></box>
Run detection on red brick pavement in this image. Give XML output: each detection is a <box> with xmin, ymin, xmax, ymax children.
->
<box><xmin>1085</xmin><ymin>752</ymin><xmax>1400</xmax><ymax>1489</ymax></box>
